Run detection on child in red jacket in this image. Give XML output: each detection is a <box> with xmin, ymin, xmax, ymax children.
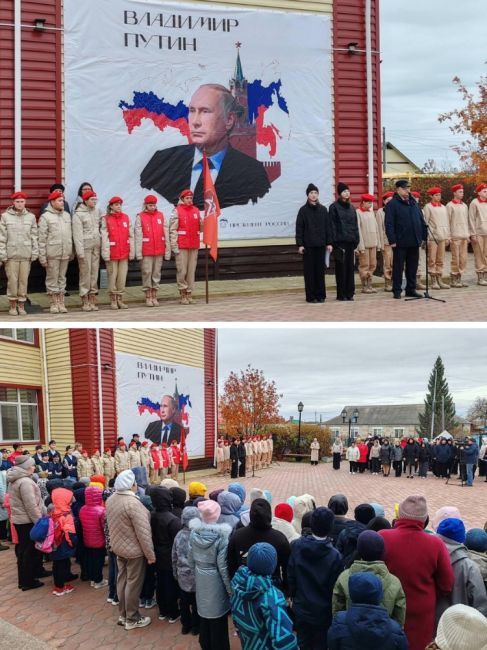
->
<box><xmin>79</xmin><ymin>486</ymin><xmax>107</xmax><ymax>588</ymax></box>
<box><xmin>101</xmin><ymin>197</ymin><xmax>134</xmax><ymax>310</ymax></box>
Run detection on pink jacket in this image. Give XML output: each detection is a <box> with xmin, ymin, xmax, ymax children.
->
<box><xmin>79</xmin><ymin>487</ymin><xmax>105</xmax><ymax>549</ymax></box>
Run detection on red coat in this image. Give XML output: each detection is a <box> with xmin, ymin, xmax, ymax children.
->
<box><xmin>379</xmin><ymin>519</ymin><xmax>454</xmax><ymax>650</ymax></box>
<box><xmin>105</xmin><ymin>213</ymin><xmax>131</xmax><ymax>260</ymax></box>
<box><xmin>170</xmin><ymin>445</ymin><xmax>181</xmax><ymax>465</ymax></box>
<box><xmin>176</xmin><ymin>204</ymin><xmax>200</xmax><ymax>249</ymax></box>
<box><xmin>161</xmin><ymin>447</ymin><xmax>170</xmax><ymax>468</ymax></box>
<box><xmin>357</xmin><ymin>443</ymin><xmax>368</xmax><ymax>463</ymax></box>
<box><xmin>79</xmin><ymin>487</ymin><xmax>106</xmax><ymax>549</ymax></box>
<box><xmin>138</xmin><ymin>210</ymin><xmax>166</xmax><ymax>256</ymax></box>
<box><xmin>151</xmin><ymin>447</ymin><xmax>162</xmax><ymax>470</ymax></box>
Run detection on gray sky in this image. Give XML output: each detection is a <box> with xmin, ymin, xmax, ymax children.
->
<box><xmin>380</xmin><ymin>0</ymin><xmax>485</xmax><ymax>170</ymax></box>
<box><xmin>218</xmin><ymin>328</ymin><xmax>487</xmax><ymax>421</ymax></box>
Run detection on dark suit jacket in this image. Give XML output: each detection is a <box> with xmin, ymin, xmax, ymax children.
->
<box><xmin>144</xmin><ymin>420</ymin><xmax>182</xmax><ymax>445</ymax></box>
<box><xmin>140</xmin><ymin>144</ymin><xmax>271</xmax><ymax>210</ymax></box>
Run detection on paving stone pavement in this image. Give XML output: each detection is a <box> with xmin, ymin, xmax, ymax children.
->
<box><xmin>0</xmin><ymin>462</ymin><xmax>485</xmax><ymax>649</ymax></box>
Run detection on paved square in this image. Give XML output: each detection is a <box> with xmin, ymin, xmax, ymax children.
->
<box><xmin>0</xmin><ymin>462</ymin><xmax>485</xmax><ymax>649</ymax></box>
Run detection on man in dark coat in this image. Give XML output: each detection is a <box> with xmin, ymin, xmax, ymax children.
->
<box><xmin>330</xmin><ymin>182</ymin><xmax>360</xmax><ymax>301</ymax></box>
<box><xmin>296</xmin><ymin>183</ymin><xmax>333</xmax><ymax>303</ymax></box>
<box><xmin>328</xmin><ymin>494</ymin><xmax>355</xmax><ymax>545</ymax></box>
<box><xmin>227</xmin><ymin>499</ymin><xmax>290</xmax><ymax>590</ymax></box>
<box><xmin>237</xmin><ymin>438</ymin><xmax>246</xmax><ymax>477</ymax></box>
<box><xmin>140</xmin><ymin>84</ymin><xmax>271</xmax><ymax>210</ymax></box>
<box><xmin>144</xmin><ymin>394</ymin><xmax>182</xmax><ymax>445</ymax></box>
<box><xmin>385</xmin><ymin>179</ymin><xmax>427</xmax><ymax>299</ymax></box>
<box><xmin>230</xmin><ymin>438</ymin><xmax>239</xmax><ymax>479</ymax></box>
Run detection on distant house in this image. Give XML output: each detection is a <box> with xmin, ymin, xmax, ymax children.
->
<box><xmin>324</xmin><ymin>404</ymin><xmax>424</xmax><ymax>441</ymax></box>
<box><xmin>383</xmin><ymin>142</ymin><xmax>421</xmax><ymax>175</ymax></box>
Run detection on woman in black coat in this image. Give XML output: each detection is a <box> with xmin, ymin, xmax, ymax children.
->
<box><xmin>230</xmin><ymin>439</ymin><xmax>239</xmax><ymax>479</ymax></box>
<box><xmin>404</xmin><ymin>438</ymin><xmax>418</xmax><ymax>478</ymax></box>
<box><xmin>417</xmin><ymin>442</ymin><xmax>431</xmax><ymax>478</ymax></box>
<box><xmin>237</xmin><ymin>439</ymin><xmax>246</xmax><ymax>477</ymax></box>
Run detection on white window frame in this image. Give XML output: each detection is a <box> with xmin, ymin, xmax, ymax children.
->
<box><xmin>373</xmin><ymin>427</ymin><xmax>384</xmax><ymax>436</ymax></box>
<box><xmin>0</xmin><ymin>328</ymin><xmax>35</xmax><ymax>345</ymax></box>
<box><xmin>0</xmin><ymin>387</ymin><xmax>40</xmax><ymax>443</ymax></box>
<box><xmin>393</xmin><ymin>427</ymin><xmax>405</xmax><ymax>438</ymax></box>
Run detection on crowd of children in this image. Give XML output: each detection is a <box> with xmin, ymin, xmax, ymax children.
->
<box><xmin>2</xmin><ymin>450</ymin><xmax>487</xmax><ymax>650</ymax></box>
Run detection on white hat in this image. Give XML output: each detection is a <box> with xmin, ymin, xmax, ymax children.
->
<box><xmin>114</xmin><ymin>469</ymin><xmax>136</xmax><ymax>491</ymax></box>
<box><xmin>435</xmin><ymin>604</ymin><xmax>487</xmax><ymax>650</ymax></box>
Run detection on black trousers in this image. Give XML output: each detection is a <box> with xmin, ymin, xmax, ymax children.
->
<box><xmin>140</xmin><ymin>560</ymin><xmax>156</xmax><ymax>600</ymax></box>
<box><xmin>349</xmin><ymin>461</ymin><xmax>358</xmax><ymax>473</ymax></box>
<box><xmin>180</xmin><ymin>589</ymin><xmax>199</xmax><ymax>632</ymax></box>
<box><xmin>370</xmin><ymin>458</ymin><xmax>380</xmax><ymax>473</ymax></box>
<box><xmin>156</xmin><ymin>568</ymin><xmax>180</xmax><ymax>619</ymax></box>
<box><xmin>303</xmin><ymin>247</ymin><xmax>326</xmax><ymax>302</ymax></box>
<box><xmin>199</xmin><ymin>613</ymin><xmax>230</xmax><ymax>650</ymax></box>
<box><xmin>392</xmin><ymin>246</ymin><xmax>419</xmax><ymax>295</ymax></box>
<box><xmin>85</xmin><ymin>547</ymin><xmax>105</xmax><ymax>583</ymax></box>
<box><xmin>53</xmin><ymin>557</ymin><xmax>72</xmax><ymax>588</ymax></box>
<box><xmin>334</xmin><ymin>242</ymin><xmax>356</xmax><ymax>299</ymax></box>
<box><xmin>15</xmin><ymin>522</ymin><xmax>43</xmax><ymax>589</ymax></box>
<box><xmin>296</xmin><ymin>622</ymin><xmax>329</xmax><ymax>650</ymax></box>
<box><xmin>332</xmin><ymin>453</ymin><xmax>341</xmax><ymax>469</ymax></box>
<box><xmin>0</xmin><ymin>520</ymin><xmax>8</xmax><ymax>540</ymax></box>
<box><xmin>238</xmin><ymin>459</ymin><xmax>246</xmax><ymax>477</ymax></box>
<box><xmin>230</xmin><ymin>460</ymin><xmax>238</xmax><ymax>478</ymax></box>
<box><xmin>393</xmin><ymin>460</ymin><xmax>402</xmax><ymax>477</ymax></box>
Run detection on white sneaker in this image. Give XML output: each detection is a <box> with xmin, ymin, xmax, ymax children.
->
<box><xmin>158</xmin><ymin>615</ymin><xmax>167</xmax><ymax>621</ymax></box>
<box><xmin>168</xmin><ymin>615</ymin><xmax>180</xmax><ymax>624</ymax></box>
<box><xmin>145</xmin><ymin>598</ymin><xmax>156</xmax><ymax>609</ymax></box>
<box><xmin>90</xmin><ymin>581</ymin><xmax>95</xmax><ymax>587</ymax></box>
<box><xmin>117</xmin><ymin>616</ymin><xmax>126</xmax><ymax>626</ymax></box>
<box><xmin>107</xmin><ymin>597</ymin><xmax>113</xmax><ymax>603</ymax></box>
<box><xmin>125</xmin><ymin>616</ymin><xmax>151</xmax><ymax>630</ymax></box>
<box><xmin>94</xmin><ymin>579</ymin><xmax>108</xmax><ymax>589</ymax></box>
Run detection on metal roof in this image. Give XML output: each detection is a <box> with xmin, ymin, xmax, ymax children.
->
<box><xmin>325</xmin><ymin>404</ymin><xmax>424</xmax><ymax>426</ymax></box>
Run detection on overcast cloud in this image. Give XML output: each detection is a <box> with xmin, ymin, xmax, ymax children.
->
<box><xmin>218</xmin><ymin>328</ymin><xmax>487</xmax><ymax>421</ymax></box>
<box><xmin>381</xmin><ymin>0</ymin><xmax>485</xmax><ymax>169</ymax></box>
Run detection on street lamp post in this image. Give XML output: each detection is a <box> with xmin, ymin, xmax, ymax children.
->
<box><xmin>297</xmin><ymin>401</ymin><xmax>304</xmax><ymax>450</ymax></box>
<box><xmin>341</xmin><ymin>407</ymin><xmax>359</xmax><ymax>446</ymax></box>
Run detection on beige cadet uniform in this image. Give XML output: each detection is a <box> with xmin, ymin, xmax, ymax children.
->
<box><xmin>0</xmin><ymin>206</ymin><xmax>38</xmax><ymax>312</ymax></box>
<box><xmin>223</xmin><ymin>443</ymin><xmax>230</xmax><ymax>474</ymax></box>
<box><xmin>357</xmin><ymin>207</ymin><xmax>380</xmax><ymax>293</ymax></box>
<box><xmin>139</xmin><ymin>445</ymin><xmax>151</xmax><ymax>473</ymax></box>
<box><xmin>216</xmin><ymin>444</ymin><xmax>225</xmax><ymax>475</ymax></box>
<box><xmin>77</xmin><ymin>455</ymin><xmax>92</xmax><ymax>479</ymax></box>
<box><xmin>72</xmin><ymin>203</ymin><xmax>102</xmax><ymax>306</ymax></box>
<box><xmin>423</xmin><ymin>202</ymin><xmax>450</xmax><ymax>289</ymax></box>
<box><xmin>128</xmin><ymin>446</ymin><xmax>141</xmax><ymax>468</ymax></box>
<box><xmin>102</xmin><ymin>453</ymin><xmax>116</xmax><ymax>485</ymax></box>
<box><xmin>268</xmin><ymin>435</ymin><xmax>273</xmax><ymax>464</ymax></box>
<box><xmin>375</xmin><ymin>207</ymin><xmax>393</xmax><ymax>290</ymax></box>
<box><xmin>114</xmin><ymin>447</ymin><xmax>130</xmax><ymax>474</ymax></box>
<box><xmin>468</xmin><ymin>198</ymin><xmax>487</xmax><ymax>284</ymax></box>
<box><xmin>91</xmin><ymin>454</ymin><xmax>104</xmax><ymax>475</ymax></box>
<box><xmin>134</xmin><ymin>213</ymin><xmax>171</xmax><ymax>293</ymax></box>
<box><xmin>446</xmin><ymin>199</ymin><xmax>469</xmax><ymax>286</ymax></box>
<box><xmin>38</xmin><ymin>204</ymin><xmax>73</xmax><ymax>310</ymax></box>
<box><xmin>245</xmin><ymin>439</ymin><xmax>253</xmax><ymax>472</ymax></box>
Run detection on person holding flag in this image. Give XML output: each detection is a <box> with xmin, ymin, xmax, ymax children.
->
<box><xmin>179</xmin><ymin>429</ymin><xmax>189</xmax><ymax>482</ymax></box>
<box><xmin>170</xmin><ymin>439</ymin><xmax>181</xmax><ymax>480</ymax></box>
<box><xmin>169</xmin><ymin>189</ymin><xmax>202</xmax><ymax>305</ymax></box>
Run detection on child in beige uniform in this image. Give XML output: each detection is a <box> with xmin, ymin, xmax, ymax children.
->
<box><xmin>468</xmin><ymin>183</ymin><xmax>487</xmax><ymax>286</ymax></box>
<box><xmin>446</xmin><ymin>183</ymin><xmax>470</xmax><ymax>287</ymax></box>
<box><xmin>423</xmin><ymin>187</ymin><xmax>451</xmax><ymax>290</ymax></box>
<box><xmin>356</xmin><ymin>194</ymin><xmax>380</xmax><ymax>294</ymax></box>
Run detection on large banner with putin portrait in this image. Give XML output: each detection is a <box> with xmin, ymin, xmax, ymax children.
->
<box><xmin>115</xmin><ymin>352</ymin><xmax>205</xmax><ymax>457</ymax></box>
<box><xmin>64</xmin><ymin>0</ymin><xmax>332</xmax><ymax>240</ymax></box>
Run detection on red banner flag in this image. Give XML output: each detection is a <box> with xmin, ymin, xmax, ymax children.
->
<box><xmin>180</xmin><ymin>428</ymin><xmax>189</xmax><ymax>472</ymax></box>
<box><xmin>202</xmin><ymin>151</ymin><xmax>221</xmax><ymax>262</ymax></box>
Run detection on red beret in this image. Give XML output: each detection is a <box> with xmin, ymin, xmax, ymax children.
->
<box><xmin>451</xmin><ymin>184</ymin><xmax>463</xmax><ymax>193</ymax></box>
<box><xmin>129</xmin><ymin>441</ymin><xmax>136</xmax><ymax>447</ymax></box>
<box><xmin>93</xmin><ymin>449</ymin><xmax>99</xmax><ymax>454</ymax></box>
<box><xmin>48</xmin><ymin>190</ymin><xmax>64</xmax><ymax>201</ymax></box>
<box><xmin>119</xmin><ymin>441</ymin><xmax>126</xmax><ymax>447</ymax></box>
<box><xmin>144</xmin><ymin>195</ymin><xmax>158</xmax><ymax>204</ymax></box>
<box><xmin>82</xmin><ymin>191</ymin><xmax>97</xmax><ymax>201</ymax></box>
<box><xmin>104</xmin><ymin>448</ymin><xmax>111</xmax><ymax>453</ymax></box>
<box><xmin>275</xmin><ymin>503</ymin><xmax>293</xmax><ymax>523</ymax></box>
<box><xmin>109</xmin><ymin>196</ymin><xmax>123</xmax><ymax>205</ymax></box>
<box><xmin>382</xmin><ymin>191</ymin><xmax>394</xmax><ymax>200</ymax></box>
<box><xmin>142</xmin><ymin>441</ymin><xmax>148</xmax><ymax>446</ymax></box>
<box><xmin>411</xmin><ymin>191</ymin><xmax>421</xmax><ymax>198</ymax></box>
<box><xmin>361</xmin><ymin>194</ymin><xmax>376</xmax><ymax>202</ymax></box>
<box><xmin>180</xmin><ymin>189</ymin><xmax>193</xmax><ymax>198</ymax></box>
<box><xmin>11</xmin><ymin>191</ymin><xmax>27</xmax><ymax>200</ymax></box>
<box><xmin>427</xmin><ymin>187</ymin><xmax>442</xmax><ymax>196</ymax></box>
<box><xmin>476</xmin><ymin>183</ymin><xmax>487</xmax><ymax>193</ymax></box>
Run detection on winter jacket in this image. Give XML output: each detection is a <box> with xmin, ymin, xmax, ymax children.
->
<box><xmin>385</xmin><ymin>192</ymin><xmax>427</xmax><ymax>248</ymax></box>
<box><xmin>468</xmin><ymin>197</ymin><xmax>487</xmax><ymax>237</ymax></box>
<box><xmin>379</xmin><ymin>443</ymin><xmax>393</xmax><ymax>465</ymax></box>
<box><xmin>403</xmin><ymin>442</ymin><xmax>418</xmax><ymax>464</ymax></box>
<box><xmin>462</xmin><ymin>443</ymin><xmax>479</xmax><ymax>464</ymax></box>
<box><xmin>105</xmin><ymin>490</ymin><xmax>156</xmax><ymax>562</ymax></box>
<box><xmin>188</xmin><ymin>519</ymin><xmax>232</xmax><ymax>618</ymax></box>
<box><xmin>172</xmin><ymin>506</ymin><xmax>200</xmax><ymax>592</ymax></box>
<box><xmin>433</xmin><ymin>443</ymin><xmax>451</xmax><ymax>463</ymax></box>
<box><xmin>0</xmin><ymin>207</ymin><xmax>38</xmax><ymax>261</ymax></box>
<box><xmin>336</xmin><ymin>522</ymin><xmax>366</xmax><ymax>568</ymax></box>
<box><xmin>295</xmin><ymin>201</ymin><xmax>333</xmax><ymax>248</ymax></box>
<box><xmin>217</xmin><ymin>490</ymin><xmax>241</xmax><ymax>529</ymax></box>
<box><xmin>128</xmin><ymin>447</ymin><xmax>141</xmax><ymax>468</ymax></box>
<box><xmin>114</xmin><ymin>448</ymin><xmax>130</xmax><ymax>474</ymax></box>
<box><xmin>357</xmin><ymin>443</ymin><xmax>368</xmax><ymax>464</ymax></box>
<box><xmin>332</xmin><ymin>560</ymin><xmax>406</xmax><ymax>626</ymax></box>
<box><xmin>380</xmin><ymin>519</ymin><xmax>454</xmax><ymax>650</ymax></box>
<box><xmin>0</xmin><ymin>470</ymin><xmax>8</xmax><ymax>522</ymax></box>
<box><xmin>228</xmin><ymin>499</ymin><xmax>291</xmax><ymax>590</ymax></box>
<box><xmin>287</xmin><ymin>535</ymin><xmax>343</xmax><ymax>628</ymax></box>
<box><xmin>72</xmin><ymin>203</ymin><xmax>102</xmax><ymax>255</ymax></box>
<box><xmin>170</xmin><ymin>487</ymin><xmax>186</xmax><ymax>519</ymax></box>
<box><xmin>102</xmin><ymin>454</ymin><xmax>115</xmax><ymax>480</ymax></box>
<box><xmin>77</xmin><ymin>456</ymin><xmax>92</xmax><ymax>479</ymax></box>
<box><xmin>328</xmin><ymin>573</ymin><xmax>408</xmax><ymax>650</ymax></box>
<box><xmin>72</xmin><ymin>487</ymin><xmax>86</xmax><ymax>520</ymax></box>
<box><xmin>149</xmin><ymin>487</ymin><xmax>182</xmax><ymax>571</ymax></box>
<box><xmin>38</xmin><ymin>203</ymin><xmax>73</xmax><ymax>263</ymax></box>
<box><xmin>392</xmin><ymin>445</ymin><xmax>403</xmax><ymax>462</ymax></box>
<box><xmin>468</xmin><ymin>549</ymin><xmax>487</xmax><ymax>587</ymax></box>
<box><xmin>292</xmin><ymin>493</ymin><xmax>315</xmax><ymax>533</ymax></box>
<box><xmin>436</xmin><ymin>535</ymin><xmax>487</xmax><ymax>617</ymax></box>
<box><xmin>63</xmin><ymin>454</ymin><xmax>78</xmax><ymax>479</ymax></box>
<box><xmin>231</xmin><ymin>566</ymin><xmax>298</xmax><ymax>650</ymax></box>
<box><xmin>345</xmin><ymin>446</ymin><xmax>360</xmax><ymax>462</ymax></box>
<box><xmin>101</xmin><ymin>213</ymin><xmax>134</xmax><ymax>261</ymax></box>
<box><xmin>90</xmin><ymin>456</ymin><xmax>104</xmax><ymax>476</ymax></box>
<box><xmin>369</xmin><ymin>443</ymin><xmax>380</xmax><ymax>459</ymax></box>
<box><xmin>134</xmin><ymin>210</ymin><xmax>171</xmax><ymax>259</ymax></box>
<box><xmin>329</xmin><ymin>199</ymin><xmax>360</xmax><ymax>247</ymax></box>
<box><xmin>169</xmin><ymin>204</ymin><xmax>201</xmax><ymax>252</ymax></box>
<box><xmin>418</xmin><ymin>445</ymin><xmax>431</xmax><ymax>463</ymax></box>
<box><xmin>79</xmin><ymin>486</ymin><xmax>106</xmax><ymax>549</ymax></box>
<box><xmin>6</xmin><ymin>465</ymin><xmax>43</xmax><ymax>524</ymax></box>
<box><xmin>271</xmin><ymin>516</ymin><xmax>300</xmax><ymax>544</ymax></box>
<box><xmin>423</xmin><ymin>202</ymin><xmax>450</xmax><ymax>241</ymax></box>
<box><xmin>357</xmin><ymin>208</ymin><xmax>380</xmax><ymax>251</ymax></box>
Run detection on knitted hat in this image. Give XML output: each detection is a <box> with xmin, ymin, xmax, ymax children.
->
<box><xmin>465</xmin><ymin>528</ymin><xmax>487</xmax><ymax>553</ymax></box>
<box><xmin>275</xmin><ymin>503</ymin><xmax>293</xmax><ymax>523</ymax></box>
<box><xmin>209</xmin><ymin>488</ymin><xmax>224</xmax><ymax>502</ymax></box>
<box><xmin>250</xmin><ymin>488</ymin><xmax>264</xmax><ymax>502</ymax></box>
<box><xmin>247</xmin><ymin>542</ymin><xmax>277</xmax><ymax>576</ymax></box>
<box><xmin>354</xmin><ymin>504</ymin><xmax>376</xmax><ymax>525</ymax></box>
<box><xmin>310</xmin><ymin>507</ymin><xmax>335</xmax><ymax>537</ymax></box>
<box><xmin>90</xmin><ymin>474</ymin><xmax>106</xmax><ymax>487</ymax></box>
<box><xmin>337</xmin><ymin>182</ymin><xmax>349</xmax><ymax>195</ymax></box>
<box><xmin>431</xmin><ymin>506</ymin><xmax>461</xmax><ymax>531</ymax></box>
<box><xmin>14</xmin><ymin>455</ymin><xmax>35</xmax><ymax>470</ymax></box>
<box><xmin>357</xmin><ymin>530</ymin><xmax>385</xmax><ymax>561</ymax></box>
<box><xmin>437</xmin><ymin>518</ymin><xmax>466</xmax><ymax>544</ymax></box>
<box><xmin>114</xmin><ymin>469</ymin><xmax>135</xmax><ymax>491</ymax></box>
<box><xmin>369</xmin><ymin>502</ymin><xmax>385</xmax><ymax>518</ymax></box>
<box><xmin>160</xmin><ymin>478</ymin><xmax>179</xmax><ymax>489</ymax></box>
<box><xmin>435</xmin><ymin>604</ymin><xmax>487</xmax><ymax>650</ymax></box>
<box><xmin>198</xmin><ymin>499</ymin><xmax>220</xmax><ymax>524</ymax></box>
<box><xmin>367</xmin><ymin>516</ymin><xmax>392</xmax><ymax>532</ymax></box>
<box><xmin>188</xmin><ymin>481</ymin><xmax>207</xmax><ymax>498</ymax></box>
<box><xmin>286</xmin><ymin>496</ymin><xmax>296</xmax><ymax>508</ymax></box>
<box><xmin>306</xmin><ymin>183</ymin><xmax>319</xmax><ymax>195</ymax></box>
<box><xmin>398</xmin><ymin>495</ymin><xmax>427</xmax><ymax>522</ymax></box>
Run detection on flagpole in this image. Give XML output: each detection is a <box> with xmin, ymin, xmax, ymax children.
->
<box><xmin>205</xmin><ymin>246</ymin><xmax>209</xmax><ymax>304</ymax></box>
<box><xmin>203</xmin><ymin>148</ymin><xmax>210</xmax><ymax>305</ymax></box>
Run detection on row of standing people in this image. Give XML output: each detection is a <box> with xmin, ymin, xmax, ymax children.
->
<box><xmin>215</xmin><ymin>435</ymin><xmax>274</xmax><ymax>478</ymax></box>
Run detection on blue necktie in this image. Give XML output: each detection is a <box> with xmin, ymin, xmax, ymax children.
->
<box><xmin>162</xmin><ymin>425</ymin><xmax>169</xmax><ymax>444</ymax></box>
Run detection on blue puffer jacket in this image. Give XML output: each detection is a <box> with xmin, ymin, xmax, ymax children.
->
<box><xmin>462</xmin><ymin>443</ymin><xmax>479</xmax><ymax>464</ymax></box>
<box><xmin>385</xmin><ymin>192</ymin><xmax>426</xmax><ymax>247</ymax></box>
<box><xmin>231</xmin><ymin>566</ymin><xmax>298</xmax><ymax>650</ymax></box>
<box><xmin>217</xmin><ymin>491</ymin><xmax>241</xmax><ymax>529</ymax></box>
<box><xmin>434</xmin><ymin>443</ymin><xmax>452</xmax><ymax>463</ymax></box>
<box><xmin>327</xmin><ymin>573</ymin><xmax>408</xmax><ymax>650</ymax></box>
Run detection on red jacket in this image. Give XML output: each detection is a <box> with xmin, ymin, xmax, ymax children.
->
<box><xmin>151</xmin><ymin>446</ymin><xmax>162</xmax><ymax>470</ymax></box>
<box><xmin>380</xmin><ymin>519</ymin><xmax>454</xmax><ymax>650</ymax></box>
<box><xmin>104</xmin><ymin>213</ymin><xmax>131</xmax><ymax>260</ymax></box>
<box><xmin>79</xmin><ymin>487</ymin><xmax>106</xmax><ymax>549</ymax></box>
<box><xmin>138</xmin><ymin>210</ymin><xmax>166</xmax><ymax>256</ymax></box>
<box><xmin>161</xmin><ymin>446</ymin><xmax>170</xmax><ymax>468</ymax></box>
<box><xmin>357</xmin><ymin>443</ymin><xmax>368</xmax><ymax>463</ymax></box>
<box><xmin>176</xmin><ymin>204</ymin><xmax>200</xmax><ymax>249</ymax></box>
<box><xmin>170</xmin><ymin>445</ymin><xmax>181</xmax><ymax>465</ymax></box>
